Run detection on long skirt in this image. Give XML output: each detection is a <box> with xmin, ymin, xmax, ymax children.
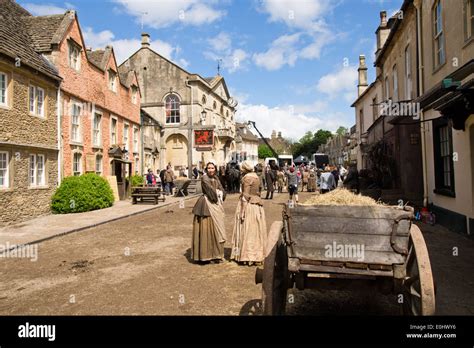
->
<box><xmin>231</xmin><ymin>201</ymin><xmax>267</xmax><ymax>262</ymax></box>
<box><xmin>191</xmin><ymin>215</ymin><xmax>224</xmax><ymax>261</ymax></box>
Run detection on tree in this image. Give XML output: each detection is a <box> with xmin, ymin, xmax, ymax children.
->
<box><xmin>292</xmin><ymin>129</ymin><xmax>333</xmax><ymax>158</ymax></box>
<box><xmin>314</xmin><ymin>129</ymin><xmax>332</xmax><ymax>147</ymax></box>
<box><xmin>258</xmin><ymin>144</ymin><xmax>275</xmax><ymax>159</ymax></box>
<box><xmin>336</xmin><ymin>126</ymin><xmax>348</xmax><ymax>136</ymax></box>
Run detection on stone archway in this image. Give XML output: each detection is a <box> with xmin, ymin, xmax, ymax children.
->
<box><xmin>165</xmin><ymin>133</ymin><xmax>188</xmax><ymax>171</ymax></box>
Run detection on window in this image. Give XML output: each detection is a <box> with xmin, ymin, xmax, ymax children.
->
<box><xmin>385</xmin><ymin>76</ymin><xmax>390</xmax><ymax>101</ymax></box>
<box><xmin>73</xmin><ymin>153</ymin><xmax>82</xmax><ymax>176</ymax></box>
<box><xmin>71</xmin><ymin>102</ymin><xmax>82</xmax><ymax>143</ymax></box>
<box><xmin>29</xmin><ymin>85</ymin><xmax>45</xmax><ymax>117</ymax></box>
<box><xmin>202</xmin><ymin>94</ymin><xmax>207</xmax><ymax>104</ymax></box>
<box><xmin>93</xmin><ymin>112</ymin><xmax>102</xmax><ymax>146</ymax></box>
<box><xmin>405</xmin><ymin>46</ymin><xmax>412</xmax><ymax>100</ymax></box>
<box><xmin>392</xmin><ymin>65</ymin><xmax>398</xmax><ymax>102</ymax></box>
<box><xmin>464</xmin><ymin>0</ymin><xmax>474</xmax><ymax>40</ymax></box>
<box><xmin>433</xmin><ymin>0</ymin><xmax>446</xmax><ymax>67</ymax></box>
<box><xmin>68</xmin><ymin>40</ymin><xmax>81</xmax><ymax>71</ymax></box>
<box><xmin>29</xmin><ymin>154</ymin><xmax>45</xmax><ymax>186</ymax></box>
<box><xmin>372</xmin><ymin>96</ymin><xmax>378</xmax><ymax>121</ymax></box>
<box><xmin>95</xmin><ymin>155</ymin><xmax>103</xmax><ymax>175</ymax></box>
<box><xmin>433</xmin><ymin>118</ymin><xmax>455</xmax><ymax>195</ymax></box>
<box><xmin>108</xmin><ymin>69</ymin><xmax>117</xmax><ymax>92</ymax></box>
<box><xmin>359</xmin><ymin>109</ymin><xmax>364</xmax><ymax>134</ymax></box>
<box><xmin>0</xmin><ymin>151</ymin><xmax>9</xmax><ymax>188</ymax></box>
<box><xmin>131</xmin><ymin>85</ymin><xmax>138</xmax><ymax>104</ymax></box>
<box><xmin>133</xmin><ymin>127</ymin><xmax>139</xmax><ymax>153</ymax></box>
<box><xmin>111</xmin><ymin>117</ymin><xmax>117</xmax><ymax>145</ymax></box>
<box><xmin>135</xmin><ymin>157</ymin><xmax>139</xmax><ymax>174</ymax></box>
<box><xmin>123</xmin><ymin>123</ymin><xmax>130</xmax><ymax>150</ymax></box>
<box><xmin>0</xmin><ymin>72</ymin><xmax>8</xmax><ymax>106</ymax></box>
<box><xmin>213</xmin><ymin>101</ymin><xmax>217</xmax><ymax>110</ymax></box>
<box><xmin>165</xmin><ymin>94</ymin><xmax>180</xmax><ymax>124</ymax></box>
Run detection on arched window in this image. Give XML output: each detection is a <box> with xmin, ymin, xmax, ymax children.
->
<box><xmin>213</xmin><ymin>101</ymin><xmax>217</xmax><ymax>110</ymax></box>
<box><xmin>165</xmin><ymin>94</ymin><xmax>180</xmax><ymax>124</ymax></box>
<box><xmin>202</xmin><ymin>94</ymin><xmax>207</xmax><ymax>105</ymax></box>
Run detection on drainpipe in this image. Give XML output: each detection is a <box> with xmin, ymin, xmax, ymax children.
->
<box><xmin>185</xmin><ymin>78</ymin><xmax>193</xmax><ymax>178</ymax></box>
<box><xmin>56</xmin><ymin>83</ymin><xmax>62</xmax><ymax>185</ymax></box>
<box><xmin>140</xmin><ymin>112</ymin><xmax>144</xmax><ymax>176</ymax></box>
<box><xmin>415</xmin><ymin>0</ymin><xmax>429</xmax><ymax>208</ymax></box>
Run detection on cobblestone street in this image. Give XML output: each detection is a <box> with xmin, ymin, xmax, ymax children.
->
<box><xmin>0</xmin><ymin>192</ymin><xmax>472</xmax><ymax>315</ymax></box>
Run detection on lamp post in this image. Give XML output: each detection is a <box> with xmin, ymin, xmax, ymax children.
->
<box><xmin>200</xmin><ymin>109</ymin><xmax>207</xmax><ymax>125</ymax></box>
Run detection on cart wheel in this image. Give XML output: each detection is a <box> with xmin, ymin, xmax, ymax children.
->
<box><xmin>402</xmin><ymin>224</ymin><xmax>435</xmax><ymax>315</ymax></box>
<box><xmin>262</xmin><ymin>222</ymin><xmax>289</xmax><ymax>315</ymax></box>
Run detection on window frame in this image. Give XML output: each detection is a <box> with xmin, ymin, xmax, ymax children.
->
<box><xmin>433</xmin><ymin>117</ymin><xmax>455</xmax><ymax>196</ymax></box>
<box><xmin>92</xmin><ymin>111</ymin><xmax>102</xmax><ymax>147</ymax></box>
<box><xmin>70</xmin><ymin>100</ymin><xmax>82</xmax><ymax>143</ymax></box>
<box><xmin>73</xmin><ymin>152</ymin><xmax>82</xmax><ymax>176</ymax></box>
<box><xmin>392</xmin><ymin>65</ymin><xmax>398</xmax><ymax>102</ymax></box>
<box><xmin>110</xmin><ymin>116</ymin><xmax>118</xmax><ymax>145</ymax></box>
<box><xmin>385</xmin><ymin>76</ymin><xmax>390</xmax><ymax>101</ymax></box>
<box><xmin>29</xmin><ymin>84</ymin><xmax>46</xmax><ymax>117</ymax></box>
<box><xmin>0</xmin><ymin>151</ymin><xmax>9</xmax><ymax>189</ymax></box>
<box><xmin>108</xmin><ymin>69</ymin><xmax>117</xmax><ymax>92</ymax></box>
<box><xmin>165</xmin><ymin>94</ymin><xmax>181</xmax><ymax>124</ymax></box>
<box><xmin>131</xmin><ymin>85</ymin><xmax>138</xmax><ymax>104</ymax></box>
<box><xmin>0</xmin><ymin>71</ymin><xmax>8</xmax><ymax>107</ymax></box>
<box><xmin>68</xmin><ymin>40</ymin><xmax>81</xmax><ymax>72</ymax></box>
<box><xmin>405</xmin><ymin>45</ymin><xmax>412</xmax><ymax>100</ymax></box>
<box><xmin>433</xmin><ymin>0</ymin><xmax>446</xmax><ymax>68</ymax></box>
<box><xmin>123</xmin><ymin>122</ymin><xmax>130</xmax><ymax>150</ymax></box>
<box><xmin>95</xmin><ymin>154</ymin><xmax>103</xmax><ymax>175</ymax></box>
<box><xmin>464</xmin><ymin>0</ymin><xmax>474</xmax><ymax>41</ymax></box>
<box><xmin>29</xmin><ymin>154</ymin><xmax>46</xmax><ymax>187</ymax></box>
<box><xmin>36</xmin><ymin>87</ymin><xmax>45</xmax><ymax>117</ymax></box>
<box><xmin>133</xmin><ymin>126</ymin><xmax>139</xmax><ymax>153</ymax></box>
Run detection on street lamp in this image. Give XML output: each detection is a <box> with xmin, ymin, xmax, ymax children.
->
<box><xmin>200</xmin><ymin>109</ymin><xmax>207</xmax><ymax>125</ymax></box>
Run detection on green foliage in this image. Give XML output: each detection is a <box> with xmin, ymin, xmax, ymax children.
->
<box><xmin>51</xmin><ymin>173</ymin><xmax>115</xmax><ymax>214</ymax></box>
<box><xmin>336</xmin><ymin>126</ymin><xmax>348</xmax><ymax>136</ymax></box>
<box><xmin>130</xmin><ymin>174</ymin><xmax>144</xmax><ymax>187</ymax></box>
<box><xmin>258</xmin><ymin>144</ymin><xmax>275</xmax><ymax>158</ymax></box>
<box><xmin>292</xmin><ymin>129</ymin><xmax>333</xmax><ymax>158</ymax></box>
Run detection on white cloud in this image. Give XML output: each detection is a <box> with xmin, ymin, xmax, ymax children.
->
<box><xmin>82</xmin><ymin>28</ymin><xmax>177</xmax><ymax>65</ymax></box>
<box><xmin>113</xmin><ymin>0</ymin><xmax>226</xmax><ymax>29</ymax></box>
<box><xmin>204</xmin><ymin>32</ymin><xmax>249</xmax><ymax>73</ymax></box>
<box><xmin>23</xmin><ymin>3</ymin><xmax>67</xmax><ymax>15</ymax></box>
<box><xmin>316</xmin><ymin>65</ymin><xmax>358</xmax><ymax>99</ymax></box>
<box><xmin>259</xmin><ymin>0</ymin><xmax>335</xmax><ymax>30</ymax></box>
<box><xmin>253</xmin><ymin>33</ymin><xmax>301</xmax><ymax>71</ymax></box>
<box><xmin>178</xmin><ymin>58</ymin><xmax>190</xmax><ymax>68</ymax></box>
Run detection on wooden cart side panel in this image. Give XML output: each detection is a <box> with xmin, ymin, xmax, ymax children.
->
<box><xmin>291</xmin><ymin>205</ymin><xmax>414</xmax><ymax>220</ymax></box>
<box><xmin>290</xmin><ymin>217</ymin><xmax>411</xmax><ymax>236</ymax></box>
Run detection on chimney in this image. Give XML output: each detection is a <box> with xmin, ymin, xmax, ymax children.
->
<box><xmin>86</xmin><ymin>47</ymin><xmax>92</xmax><ymax>52</ymax></box>
<box><xmin>357</xmin><ymin>55</ymin><xmax>368</xmax><ymax>97</ymax></box>
<box><xmin>271</xmin><ymin>130</ymin><xmax>276</xmax><ymax>139</ymax></box>
<box><xmin>277</xmin><ymin>131</ymin><xmax>282</xmax><ymax>138</ymax></box>
<box><xmin>375</xmin><ymin>11</ymin><xmax>390</xmax><ymax>57</ymax></box>
<box><xmin>141</xmin><ymin>33</ymin><xmax>150</xmax><ymax>48</ymax></box>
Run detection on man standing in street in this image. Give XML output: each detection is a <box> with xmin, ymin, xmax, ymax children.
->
<box><xmin>265</xmin><ymin>165</ymin><xmax>275</xmax><ymax>199</ymax></box>
<box><xmin>320</xmin><ymin>169</ymin><xmax>336</xmax><ymax>194</ymax></box>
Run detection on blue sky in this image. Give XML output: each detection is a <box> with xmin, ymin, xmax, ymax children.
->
<box><xmin>19</xmin><ymin>0</ymin><xmax>403</xmax><ymax>140</ymax></box>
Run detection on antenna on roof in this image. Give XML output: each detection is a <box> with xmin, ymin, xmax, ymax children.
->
<box><xmin>217</xmin><ymin>59</ymin><xmax>222</xmax><ymax>76</ymax></box>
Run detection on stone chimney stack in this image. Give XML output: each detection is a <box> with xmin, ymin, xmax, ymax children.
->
<box><xmin>357</xmin><ymin>55</ymin><xmax>368</xmax><ymax>97</ymax></box>
<box><xmin>271</xmin><ymin>130</ymin><xmax>276</xmax><ymax>139</ymax></box>
<box><xmin>141</xmin><ymin>33</ymin><xmax>150</xmax><ymax>48</ymax></box>
<box><xmin>375</xmin><ymin>11</ymin><xmax>390</xmax><ymax>58</ymax></box>
<box><xmin>277</xmin><ymin>131</ymin><xmax>282</xmax><ymax>138</ymax></box>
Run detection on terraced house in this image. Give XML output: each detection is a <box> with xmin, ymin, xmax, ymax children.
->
<box><xmin>0</xmin><ymin>0</ymin><xmax>62</xmax><ymax>225</ymax></box>
<box><xmin>20</xmin><ymin>5</ymin><xmax>142</xmax><ymax>198</ymax></box>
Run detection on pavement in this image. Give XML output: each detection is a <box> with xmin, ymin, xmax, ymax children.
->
<box><xmin>0</xmin><ymin>194</ymin><xmax>199</xmax><ymax>250</ymax></box>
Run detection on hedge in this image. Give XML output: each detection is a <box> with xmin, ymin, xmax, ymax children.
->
<box><xmin>51</xmin><ymin>173</ymin><xmax>115</xmax><ymax>214</ymax></box>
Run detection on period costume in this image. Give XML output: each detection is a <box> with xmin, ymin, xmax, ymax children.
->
<box><xmin>307</xmin><ymin>169</ymin><xmax>317</xmax><ymax>192</ymax></box>
<box><xmin>276</xmin><ymin>170</ymin><xmax>285</xmax><ymax>193</ymax></box>
<box><xmin>191</xmin><ymin>173</ymin><xmax>226</xmax><ymax>262</ymax></box>
<box><xmin>231</xmin><ymin>161</ymin><xmax>267</xmax><ymax>263</ymax></box>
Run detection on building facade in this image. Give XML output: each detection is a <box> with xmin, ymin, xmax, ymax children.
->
<box><xmin>23</xmin><ymin>10</ymin><xmax>142</xmax><ymax>182</ymax></box>
<box><xmin>121</xmin><ymin>34</ymin><xmax>237</xmax><ymax>175</ymax></box>
<box><xmin>233</xmin><ymin>122</ymin><xmax>259</xmax><ymax>166</ymax></box>
<box><xmin>0</xmin><ymin>0</ymin><xmax>62</xmax><ymax>225</ymax></box>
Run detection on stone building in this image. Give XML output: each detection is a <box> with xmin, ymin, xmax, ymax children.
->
<box><xmin>20</xmin><ymin>8</ymin><xmax>142</xmax><ymax>199</ymax></box>
<box><xmin>232</xmin><ymin>122</ymin><xmax>259</xmax><ymax>166</ymax></box>
<box><xmin>0</xmin><ymin>0</ymin><xmax>62</xmax><ymax>225</ymax></box>
<box><xmin>120</xmin><ymin>33</ymin><xmax>237</xmax><ymax>175</ymax></box>
<box><xmin>318</xmin><ymin>132</ymin><xmax>350</xmax><ymax>166</ymax></box>
<box><xmin>258</xmin><ymin>130</ymin><xmax>292</xmax><ymax>155</ymax></box>
<box><xmin>352</xmin><ymin>3</ymin><xmax>424</xmax><ymax>205</ymax></box>
<box><xmin>414</xmin><ymin>0</ymin><xmax>474</xmax><ymax>236</ymax></box>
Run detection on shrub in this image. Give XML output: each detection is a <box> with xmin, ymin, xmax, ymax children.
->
<box><xmin>51</xmin><ymin>173</ymin><xmax>115</xmax><ymax>214</ymax></box>
<box><xmin>129</xmin><ymin>174</ymin><xmax>144</xmax><ymax>187</ymax></box>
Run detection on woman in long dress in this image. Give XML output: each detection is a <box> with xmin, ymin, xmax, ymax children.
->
<box><xmin>231</xmin><ymin>161</ymin><xmax>267</xmax><ymax>266</ymax></box>
<box><xmin>191</xmin><ymin>161</ymin><xmax>227</xmax><ymax>263</ymax></box>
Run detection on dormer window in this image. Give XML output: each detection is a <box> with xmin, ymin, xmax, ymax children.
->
<box><xmin>68</xmin><ymin>40</ymin><xmax>81</xmax><ymax>71</ymax></box>
<box><xmin>108</xmin><ymin>69</ymin><xmax>117</xmax><ymax>92</ymax></box>
<box><xmin>131</xmin><ymin>85</ymin><xmax>138</xmax><ymax>104</ymax></box>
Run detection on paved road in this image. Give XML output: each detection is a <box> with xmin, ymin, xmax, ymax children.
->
<box><xmin>0</xmin><ymin>191</ymin><xmax>472</xmax><ymax>315</ymax></box>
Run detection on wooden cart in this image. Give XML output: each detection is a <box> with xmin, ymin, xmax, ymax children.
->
<box><xmin>255</xmin><ymin>204</ymin><xmax>435</xmax><ymax>316</ymax></box>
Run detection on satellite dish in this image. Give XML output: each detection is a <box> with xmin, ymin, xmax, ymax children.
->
<box><xmin>228</xmin><ymin>97</ymin><xmax>238</xmax><ymax>108</ymax></box>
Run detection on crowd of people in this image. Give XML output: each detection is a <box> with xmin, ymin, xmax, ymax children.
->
<box><xmin>144</xmin><ymin>163</ymin><xmax>200</xmax><ymax>195</ymax></box>
<box><xmin>190</xmin><ymin>160</ymin><xmax>361</xmax><ymax>267</ymax></box>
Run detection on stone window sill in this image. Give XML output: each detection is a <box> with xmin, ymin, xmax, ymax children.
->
<box><xmin>29</xmin><ymin>185</ymin><xmax>50</xmax><ymax>190</ymax></box>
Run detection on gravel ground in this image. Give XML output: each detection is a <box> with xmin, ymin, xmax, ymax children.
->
<box><xmin>0</xmin><ymin>191</ymin><xmax>472</xmax><ymax>315</ymax></box>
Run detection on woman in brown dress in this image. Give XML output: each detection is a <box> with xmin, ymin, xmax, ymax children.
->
<box><xmin>191</xmin><ymin>162</ymin><xmax>226</xmax><ymax>263</ymax></box>
<box><xmin>231</xmin><ymin>161</ymin><xmax>267</xmax><ymax>266</ymax></box>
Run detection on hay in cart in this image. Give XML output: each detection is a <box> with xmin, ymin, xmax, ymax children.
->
<box><xmin>301</xmin><ymin>188</ymin><xmax>383</xmax><ymax>206</ymax></box>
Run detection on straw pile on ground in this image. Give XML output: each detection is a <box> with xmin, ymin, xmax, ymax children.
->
<box><xmin>302</xmin><ymin>188</ymin><xmax>383</xmax><ymax>206</ymax></box>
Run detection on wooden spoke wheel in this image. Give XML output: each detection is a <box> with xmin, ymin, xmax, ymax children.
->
<box><xmin>262</xmin><ymin>222</ymin><xmax>289</xmax><ymax>315</ymax></box>
<box><xmin>402</xmin><ymin>224</ymin><xmax>436</xmax><ymax>315</ymax></box>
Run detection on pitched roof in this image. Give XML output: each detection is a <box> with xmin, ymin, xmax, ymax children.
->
<box><xmin>0</xmin><ymin>0</ymin><xmax>61</xmax><ymax>81</ymax></box>
<box><xmin>236</xmin><ymin>123</ymin><xmax>259</xmax><ymax>142</ymax></box>
<box><xmin>22</xmin><ymin>13</ymin><xmax>73</xmax><ymax>52</ymax></box>
<box><xmin>87</xmin><ymin>49</ymin><xmax>106</xmax><ymax>69</ymax></box>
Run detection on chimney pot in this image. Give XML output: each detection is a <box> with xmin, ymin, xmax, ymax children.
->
<box><xmin>380</xmin><ymin>11</ymin><xmax>387</xmax><ymax>26</ymax></box>
<box><xmin>141</xmin><ymin>33</ymin><xmax>150</xmax><ymax>48</ymax></box>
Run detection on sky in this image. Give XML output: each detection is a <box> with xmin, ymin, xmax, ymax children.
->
<box><xmin>19</xmin><ymin>0</ymin><xmax>404</xmax><ymax>141</ymax></box>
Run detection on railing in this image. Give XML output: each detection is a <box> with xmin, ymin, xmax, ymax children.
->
<box><xmin>216</xmin><ymin>128</ymin><xmax>234</xmax><ymax>138</ymax></box>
